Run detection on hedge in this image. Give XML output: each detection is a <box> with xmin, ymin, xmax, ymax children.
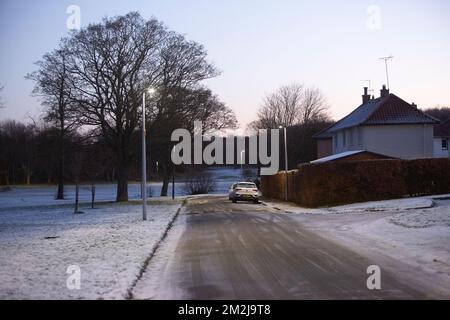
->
<box><xmin>261</xmin><ymin>158</ymin><xmax>450</xmax><ymax>208</ymax></box>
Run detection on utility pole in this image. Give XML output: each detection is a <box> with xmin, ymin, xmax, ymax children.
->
<box><xmin>279</xmin><ymin>126</ymin><xmax>288</xmax><ymax>202</ymax></box>
<box><xmin>379</xmin><ymin>56</ymin><xmax>394</xmax><ymax>89</ymax></box>
<box><xmin>171</xmin><ymin>146</ymin><xmax>175</xmax><ymax>200</ymax></box>
<box><xmin>142</xmin><ymin>87</ymin><xmax>155</xmax><ymax>221</ymax></box>
<box><xmin>142</xmin><ymin>91</ymin><xmax>147</xmax><ymax>221</ymax></box>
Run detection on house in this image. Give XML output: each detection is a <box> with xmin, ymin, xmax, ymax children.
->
<box><xmin>313</xmin><ymin>86</ymin><xmax>439</xmax><ymax>160</ymax></box>
<box><xmin>433</xmin><ymin>118</ymin><xmax>450</xmax><ymax>158</ymax></box>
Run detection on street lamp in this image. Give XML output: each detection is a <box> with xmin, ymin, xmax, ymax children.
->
<box><xmin>279</xmin><ymin>126</ymin><xmax>288</xmax><ymax>201</ymax></box>
<box><xmin>142</xmin><ymin>87</ymin><xmax>155</xmax><ymax>221</ymax></box>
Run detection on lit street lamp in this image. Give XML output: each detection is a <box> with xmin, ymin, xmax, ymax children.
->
<box><xmin>279</xmin><ymin>126</ymin><xmax>288</xmax><ymax>202</ymax></box>
<box><xmin>142</xmin><ymin>87</ymin><xmax>155</xmax><ymax>221</ymax></box>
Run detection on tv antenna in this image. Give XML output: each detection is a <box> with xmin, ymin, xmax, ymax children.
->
<box><xmin>379</xmin><ymin>55</ymin><xmax>394</xmax><ymax>89</ymax></box>
<box><xmin>361</xmin><ymin>80</ymin><xmax>374</xmax><ymax>94</ymax></box>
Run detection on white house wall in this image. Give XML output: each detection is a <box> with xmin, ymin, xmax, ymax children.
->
<box><xmin>360</xmin><ymin>124</ymin><xmax>434</xmax><ymax>159</ymax></box>
<box><xmin>332</xmin><ymin>124</ymin><xmax>434</xmax><ymax>159</ymax></box>
<box><xmin>433</xmin><ymin>138</ymin><xmax>450</xmax><ymax>158</ymax></box>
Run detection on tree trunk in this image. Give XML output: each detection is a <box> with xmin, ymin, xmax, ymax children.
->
<box><xmin>116</xmin><ymin>164</ymin><xmax>129</xmax><ymax>202</ymax></box>
<box><xmin>26</xmin><ymin>164</ymin><xmax>31</xmax><ymax>185</ymax></box>
<box><xmin>91</xmin><ymin>183</ymin><xmax>96</xmax><ymax>209</ymax></box>
<box><xmin>160</xmin><ymin>168</ymin><xmax>169</xmax><ymax>197</ymax></box>
<box><xmin>56</xmin><ymin>132</ymin><xmax>65</xmax><ymax>200</ymax></box>
<box><xmin>74</xmin><ymin>183</ymin><xmax>79</xmax><ymax>214</ymax></box>
<box><xmin>172</xmin><ymin>166</ymin><xmax>175</xmax><ymax>200</ymax></box>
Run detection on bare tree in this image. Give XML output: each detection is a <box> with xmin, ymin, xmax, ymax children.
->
<box><xmin>249</xmin><ymin>83</ymin><xmax>330</xmax><ymax>129</ymax></box>
<box><xmin>64</xmin><ymin>12</ymin><xmax>167</xmax><ymax>202</ymax></box>
<box><xmin>146</xmin><ymin>33</ymin><xmax>237</xmax><ymax>196</ymax></box>
<box><xmin>27</xmin><ymin>48</ymin><xmax>78</xmax><ymax>199</ymax></box>
<box><xmin>0</xmin><ymin>120</ymin><xmax>36</xmax><ymax>186</ymax></box>
<box><xmin>149</xmin><ymin>87</ymin><xmax>237</xmax><ymax>196</ymax></box>
<box><xmin>29</xmin><ymin>12</ymin><xmax>237</xmax><ymax>201</ymax></box>
<box><xmin>424</xmin><ymin>106</ymin><xmax>450</xmax><ymax>122</ymax></box>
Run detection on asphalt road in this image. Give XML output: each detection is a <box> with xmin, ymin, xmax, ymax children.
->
<box><xmin>132</xmin><ymin>196</ymin><xmax>427</xmax><ymax>300</ymax></box>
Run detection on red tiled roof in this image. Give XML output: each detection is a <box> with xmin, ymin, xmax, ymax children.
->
<box><xmin>316</xmin><ymin>93</ymin><xmax>439</xmax><ymax>137</ymax></box>
<box><xmin>364</xmin><ymin>95</ymin><xmax>438</xmax><ymax>125</ymax></box>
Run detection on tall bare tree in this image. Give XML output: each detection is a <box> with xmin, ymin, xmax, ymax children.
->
<box><xmin>249</xmin><ymin>83</ymin><xmax>330</xmax><ymax>129</ymax></box>
<box><xmin>64</xmin><ymin>12</ymin><xmax>167</xmax><ymax>202</ymax></box>
<box><xmin>149</xmin><ymin>86</ymin><xmax>237</xmax><ymax>196</ymax></box>
<box><xmin>27</xmin><ymin>48</ymin><xmax>78</xmax><ymax>199</ymax></box>
<box><xmin>145</xmin><ymin>32</ymin><xmax>236</xmax><ymax>196</ymax></box>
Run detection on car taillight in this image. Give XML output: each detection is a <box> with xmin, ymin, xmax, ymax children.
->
<box><xmin>252</xmin><ymin>189</ymin><xmax>258</xmax><ymax>191</ymax></box>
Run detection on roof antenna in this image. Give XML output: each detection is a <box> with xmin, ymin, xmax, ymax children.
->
<box><xmin>361</xmin><ymin>80</ymin><xmax>374</xmax><ymax>94</ymax></box>
<box><xmin>379</xmin><ymin>56</ymin><xmax>394</xmax><ymax>89</ymax></box>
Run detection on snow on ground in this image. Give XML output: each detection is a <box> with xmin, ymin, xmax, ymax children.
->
<box><xmin>0</xmin><ymin>167</ymin><xmax>247</xmax><ymax>209</ymax></box>
<box><xmin>261</xmin><ymin>195</ymin><xmax>439</xmax><ymax>214</ymax></box>
<box><xmin>0</xmin><ymin>197</ymin><xmax>184</xmax><ymax>300</ymax></box>
<box><xmin>0</xmin><ymin>166</ymin><xmax>246</xmax><ymax>300</ymax></box>
<box><xmin>262</xmin><ymin>196</ymin><xmax>450</xmax><ymax>297</ymax></box>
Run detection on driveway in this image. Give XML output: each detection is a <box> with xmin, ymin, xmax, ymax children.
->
<box><xmin>132</xmin><ymin>196</ymin><xmax>428</xmax><ymax>299</ymax></box>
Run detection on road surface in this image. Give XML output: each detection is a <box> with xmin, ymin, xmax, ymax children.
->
<box><xmin>132</xmin><ymin>196</ymin><xmax>428</xmax><ymax>299</ymax></box>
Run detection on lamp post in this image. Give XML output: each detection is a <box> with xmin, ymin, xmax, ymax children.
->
<box><xmin>171</xmin><ymin>146</ymin><xmax>176</xmax><ymax>200</ymax></box>
<box><xmin>279</xmin><ymin>126</ymin><xmax>288</xmax><ymax>201</ymax></box>
<box><xmin>142</xmin><ymin>87</ymin><xmax>155</xmax><ymax>221</ymax></box>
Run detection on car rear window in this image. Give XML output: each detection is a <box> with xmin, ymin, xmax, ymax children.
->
<box><xmin>237</xmin><ymin>183</ymin><xmax>256</xmax><ymax>189</ymax></box>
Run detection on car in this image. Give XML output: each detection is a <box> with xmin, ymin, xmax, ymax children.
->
<box><xmin>229</xmin><ymin>182</ymin><xmax>260</xmax><ymax>204</ymax></box>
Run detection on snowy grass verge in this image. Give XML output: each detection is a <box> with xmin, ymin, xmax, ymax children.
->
<box><xmin>0</xmin><ymin>198</ymin><xmax>185</xmax><ymax>300</ymax></box>
<box><xmin>260</xmin><ymin>195</ymin><xmax>448</xmax><ymax>215</ymax></box>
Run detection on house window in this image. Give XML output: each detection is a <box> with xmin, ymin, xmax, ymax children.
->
<box><xmin>342</xmin><ymin>131</ymin><xmax>346</xmax><ymax>147</ymax></box>
<box><xmin>442</xmin><ymin>139</ymin><xmax>448</xmax><ymax>150</ymax></box>
<box><xmin>334</xmin><ymin>134</ymin><xmax>338</xmax><ymax>148</ymax></box>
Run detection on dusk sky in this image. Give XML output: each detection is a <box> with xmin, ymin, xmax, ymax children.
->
<box><xmin>0</xmin><ymin>0</ymin><xmax>449</xmax><ymax>129</ymax></box>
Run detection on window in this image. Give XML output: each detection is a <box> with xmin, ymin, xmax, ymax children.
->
<box><xmin>442</xmin><ymin>139</ymin><xmax>448</xmax><ymax>150</ymax></box>
<box><xmin>334</xmin><ymin>134</ymin><xmax>338</xmax><ymax>148</ymax></box>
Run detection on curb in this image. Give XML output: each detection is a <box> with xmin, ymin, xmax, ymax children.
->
<box><xmin>125</xmin><ymin>198</ymin><xmax>187</xmax><ymax>300</ymax></box>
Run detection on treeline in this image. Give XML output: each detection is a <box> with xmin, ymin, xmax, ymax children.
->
<box><xmin>0</xmin><ymin>120</ymin><xmax>118</xmax><ymax>187</ymax></box>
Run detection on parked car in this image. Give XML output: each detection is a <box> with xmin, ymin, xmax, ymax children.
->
<box><xmin>229</xmin><ymin>182</ymin><xmax>260</xmax><ymax>204</ymax></box>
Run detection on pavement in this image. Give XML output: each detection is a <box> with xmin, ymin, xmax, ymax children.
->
<box><xmin>132</xmin><ymin>196</ymin><xmax>429</xmax><ymax>300</ymax></box>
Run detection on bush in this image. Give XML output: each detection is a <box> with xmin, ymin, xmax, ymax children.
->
<box><xmin>403</xmin><ymin>158</ymin><xmax>450</xmax><ymax>196</ymax></box>
<box><xmin>261</xmin><ymin>158</ymin><xmax>450</xmax><ymax>208</ymax></box>
<box><xmin>183</xmin><ymin>175</ymin><xmax>216</xmax><ymax>195</ymax></box>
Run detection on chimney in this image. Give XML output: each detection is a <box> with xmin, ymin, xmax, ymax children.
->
<box><xmin>411</xmin><ymin>102</ymin><xmax>417</xmax><ymax>108</ymax></box>
<box><xmin>380</xmin><ymin>85</ymin><xmax>389</xmax><ymax>98</ymax></box>
<box><xmin>362</xmin><ymin>87</ymin><xmax>371</xmax><ymax>104</ymax></box>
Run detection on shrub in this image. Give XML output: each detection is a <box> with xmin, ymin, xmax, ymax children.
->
<box><xmin>183</xmin><ymin>175</ymin><xmax>216</xmax><ymax>195</ymax></box>
<box><xmin>261</xmin><ymin>158</ymin><xmax>450</xmax><ymax>208</ymax></box>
